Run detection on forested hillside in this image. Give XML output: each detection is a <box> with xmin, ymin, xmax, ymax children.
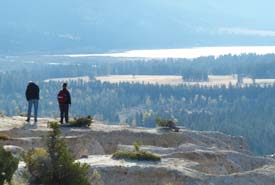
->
<box><xmin>0</xmin><ymin>54</ymin><xmax>275</xmax><ymax>154</ymax></box>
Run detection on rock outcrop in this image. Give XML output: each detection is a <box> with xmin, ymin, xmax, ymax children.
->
<box><xmin>1</xmin><ymin>116</ymin><xmax>275</xmax><ymax>185</ymax></box>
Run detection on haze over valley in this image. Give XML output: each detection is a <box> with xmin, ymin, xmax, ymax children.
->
<box><xmin>1</xmin><ymin>0</ymin><xmax>275</xmax><ymax>54</ymax></box>
<box><xmin>2</xmin><ymin>1</ymin><xmax>275</xmax><ymax>184</ymax></box>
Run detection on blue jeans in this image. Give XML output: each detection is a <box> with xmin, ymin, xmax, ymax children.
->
<box><xmin>27</xmin><ymin>99</ymin><xmax>39</xmax><ymax>122</ymax></box>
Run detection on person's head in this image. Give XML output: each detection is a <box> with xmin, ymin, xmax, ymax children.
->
<box><xmin>62</xmin><ymin>83</ymin><xmax>67</xmax><ymax>89</ymax></box>
<box><xmin>28</xmin><ymin>81</ymin><xmax>35</xmax><ymax>86</ymax></box>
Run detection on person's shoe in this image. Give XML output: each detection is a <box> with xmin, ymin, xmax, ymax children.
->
<box><xmin>23</xmin><ymin>123</ymin><xmax>31</xmax><ymax>129</ymax></box>
<box><xmin>25</xmin><ymin>119</ymin><xmax>30</xmax><ymax>122</ymax></box>
<box><xmin>62</xmin><ymin>123</ymin><xmax>69</xmax><ymax>127</ymax></box>
<box><xmin>33</xmin><ymin>120</ymin><xmax>38</xmax><ymax>128</ymax></box>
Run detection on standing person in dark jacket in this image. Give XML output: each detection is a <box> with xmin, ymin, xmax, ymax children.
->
<box><xmin>57</xmin><ymin>83</ymin><xmax>71</xmax><ymax>124</ymax></box>
<box><xmin>25</xmin><ymin>81</ymin><xmax>39</xmax><ymax>127</ymax></box>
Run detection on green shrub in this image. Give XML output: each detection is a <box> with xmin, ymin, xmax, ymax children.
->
<box><xmin>0</xmin><ymin>145</ymin><xmax>19</xmax><ymax>185</ymax></box>
<box><xmin>133</xmin><ymin>141</ymin><xmax>141</xmax><ymax>152</ymax></box>
<box><xmin>155</xmin><ymin>117</ymin><xmax>170</xmax><ymax>127</ymax></box>
<box><xmin>0</xmin><ymin>112</ymin><xmax>4</xmax><ymax>118</ymax></box>
<box><xmin>19</xmin><ymin>112</ymin><xmax>27</xmax><ymax>117</ymax></box>
<box><xmin>112</xmin><ymin>142</ymin><xmax>161</xmax><ymax>162</ymax></box>
<box><xmin>23</xmin><ymin>148</ymin><xmax>51</xmax><ymax>185</ymax></box>
<box><xmin>0</xmin><ymin>133</ymin><xmax>11</xmax><ymax>140</ymax></box>
<box><xmin>112</xmin><ymin>150</ymin><xmax>161</xmax><ymax>161</ymax></box>
<box><xmin>24</xmin><ymin>122</ymin><xmax>90</xmax><ymax>185</ymax></box>
<box><xmin>68</xmin><ymin>116</ymin><xmax>93</xmax><ymax>127</ymax></box>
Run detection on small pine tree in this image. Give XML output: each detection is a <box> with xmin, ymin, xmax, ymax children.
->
<box><xmin>0</xmin><ymin>145</ymin><xmax>19</xmax><ymax>185</ymax></box>
<box><xmin>23</xmin><ymin>148</ymin><xmax>51</xmax><ymax>185</ymax></box>
<box><xmin>47</xmin><ymin>122</ymin><xmax>90</xmax><ymax>185</ymax></box>
<box><xmin>24</xmin><ymin>122</ymin><xmax>90</xmax><ymax>185</ymax></box>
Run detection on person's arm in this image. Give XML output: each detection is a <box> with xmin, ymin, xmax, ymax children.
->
<box><xmin>37</xmin><ymin>86</ymin><xmax>40</xmax><ymax>100</ymax></box>
<box><xmin>25</xmin><ymin>86</ymin><xmax>29</xmax><ymax>101</ymax></box>
<box><xmin>67</xmin><ymin>91</ymin><xmax>71</xmax><ymax>104</ymax></box>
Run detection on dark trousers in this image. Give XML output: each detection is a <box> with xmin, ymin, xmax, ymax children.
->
<box><xmin>59</xmin><ymin>104</ymin><xmax>69</xmax><ymax>123</ymax></box>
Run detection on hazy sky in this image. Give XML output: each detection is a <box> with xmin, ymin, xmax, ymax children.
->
<box><xmin>1</xmin><ymin>0</ymin><xmax>275</xmax><ymax>54</ymax></box>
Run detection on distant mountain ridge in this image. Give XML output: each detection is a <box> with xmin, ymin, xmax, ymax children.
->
<box><xmin>1</xmin><ymin>0</ymin><xmax>275</xmax><ymax>54</ymax></box>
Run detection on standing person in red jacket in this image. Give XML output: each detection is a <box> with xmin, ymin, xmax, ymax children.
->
<box><xmin>57</xmin><ymin>83</ymin><xmax>71</xmax><ymax>124</ymax></box>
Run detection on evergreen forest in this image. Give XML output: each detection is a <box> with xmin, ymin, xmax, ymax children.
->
<box><xmin>1</xmin><ymin>54</ymin><xmax>275</xmax><ymax>154</ymax></box>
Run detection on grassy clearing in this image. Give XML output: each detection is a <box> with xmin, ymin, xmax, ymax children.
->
<box><xmin>96</xmin><ymin>75</ymin><xmax>275</xmax><ymax>87</ymax></box>
<box><xmin>44</xmin><ymin>76</ymin><xmax>90</xmax><ymax>83</ymax></box>
<box><xmin>96</xmin><ymin>75</ymin><xmax>183</xmax><ymax>85</ymax></box>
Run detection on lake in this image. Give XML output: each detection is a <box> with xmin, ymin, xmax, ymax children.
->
<box><xmin>63</xmin><ymin>46</ymin><xmax>275</xmax><ymax>59</ymax></box>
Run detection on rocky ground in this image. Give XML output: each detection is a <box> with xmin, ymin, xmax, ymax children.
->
<box><xmin>1</xmin><ymin>116</ymin><xmax>275</xmax><ymax>185</ymax></box>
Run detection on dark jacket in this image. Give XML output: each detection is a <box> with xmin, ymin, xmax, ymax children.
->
<box><xmin>58</xmin><ymin>88</ymin><xmax>71</xmax><ymax>104</ymax></box>
<box><xmin>25</xmin><ymin>82</ymin><xmax>39</xmax><ymax>101</ymax></box>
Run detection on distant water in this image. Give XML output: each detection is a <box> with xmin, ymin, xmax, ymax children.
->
<box><xmin>63</xmin><ymin>46</ymin><xmax>275</xmax><ymax>59</ymax></box>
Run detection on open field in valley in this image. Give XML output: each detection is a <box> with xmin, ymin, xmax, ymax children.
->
<box><xmin>96</xmin><ymin>75</ymin><xmax>275</xmax><ymax>87</ymax></box>
<box><xmin>43</xmin><ymin>75</ymin><xmax>275</xmax><ymax>87</ymax></box>
<box><xmin>44</xmin><ymin>76</ymin><xmax>90</xmax><ymax>83</ymax></box>
<box><xmin>96</xmin><ymin>75</ymin><xmax>183</xmax><ymax>85</ymax></box>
